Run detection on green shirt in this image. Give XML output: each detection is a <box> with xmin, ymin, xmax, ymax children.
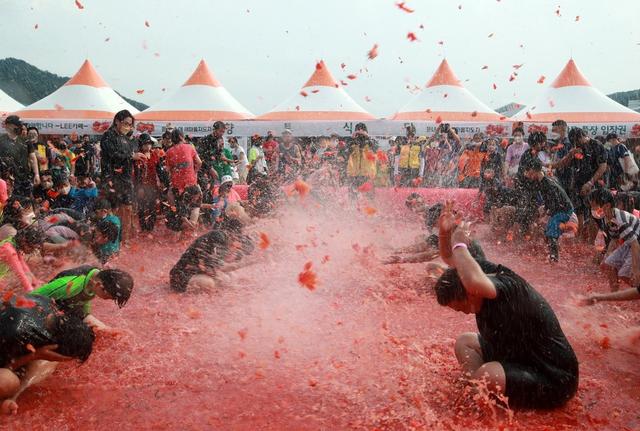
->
<box><xmin>31</xmin><ymin>266</ymin><xmax>100</xmax><ymax>318</ymax></box>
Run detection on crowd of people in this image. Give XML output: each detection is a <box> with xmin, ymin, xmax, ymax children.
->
<box><xmin>0</xmin><ymin>108</ymin><xmax>638</xmax><ymax>414</ymax></box>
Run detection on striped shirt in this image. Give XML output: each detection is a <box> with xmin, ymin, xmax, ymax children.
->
<box><xmin>606</xmin><ymin>208</ymin><xmax>640</xmax><ymax>245</ymax></box>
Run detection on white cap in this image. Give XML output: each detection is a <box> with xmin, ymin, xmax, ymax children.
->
<box><xmin>220</xmin><ymin>175</ymin><xmax>233</xmax><ymax>185</ymax></box>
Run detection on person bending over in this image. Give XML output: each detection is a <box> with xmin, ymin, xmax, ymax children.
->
<box><xmin>31</xmin><ymin>265</ymin><xmax>133</xmax><ymax>330</ymax></box>
<box><xmin>434</xmin><ymin>200</ymin><xmax>578</xmax><ymax>409</ymax></box>
<box><xmin>589</xmin><ymin>188</ymin><xmax>640</xmax><ymax>292</ymax></box>
<box><xmin>522</xmin><ymin>158</ymin><xmax>575</xmax><ymax>262</ymax></box>
<box><xmin>0</xmin><ymin>294</ymin><xmax>94</xmax><ymax>415</ymax></box>
<box><xmin>170</xmin><ymin>230</ymin><xmax>234</xmax><ymax>293</ymax></box>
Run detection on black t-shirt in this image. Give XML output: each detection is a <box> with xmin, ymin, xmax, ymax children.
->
<box><xmin>570</xmin><ymin>139</ymin><xmax>607</xmax><ymax>190</ymax></box>
<box><xmin>534</xmin><ymin>176</ymin><xmax>573</xmax><ymax>214</ymax></box>
<box><xmin>170</xmin><ymin>231</ymin><xmax>227</xmax><ymax>288</ymax></box>
<box><xmin>0</xmin><ymin>135</ymin><xmax>34</xmax><ymax>183</ymax></box>
<box><xmin>476</xmin><ymin>265</ymin><xmax>578</xmax><ymax>380</ymax></box>
<box><xmin>100</xmin><ymin>128</ymin><xmax>135</xmax><ymax>184</ymax></box>
<box><xmin>0</xmin><ymin>295</ymin><xmax>57</xmax><ymax>367</ymax></box>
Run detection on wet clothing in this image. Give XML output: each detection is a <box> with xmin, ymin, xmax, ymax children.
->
<box><xmin>476</xmin><ymin>263</ymin><xmax>579</xmax><ymax>409</ymax></box>
<box><xmin>0</xmin><ymin>295</ymin><xmax>57</xmax><ymax>368</ymax></box>
<box><xmin>31</xmin><ymin>265</ymin><xmax>99</xmax><ymax>319</ymax></box>
<box><xmin>534</xmin><ymin>176</ymin><xmax>573</xmax><ymax>215</ymax></box>
<box><xmin>69</xmin><ymin>186</ymin><xmax>98</xmax><ymax>216</ymax></box>
<box><xmin>0</xmin><ymin>135</ymin><xmax>35</xmax><ymax>196</ymax></box>
<box><xmin>552</xmin><ymin>137</ymin><xmax>573</xmax><ymax>191</ymax></box>
<box><xmin>603</xmin><ymin>208</ymin><xmax>640</xmax><ymax>246</ymax></box>
<box><xmin>100</xmin><ymin>128</ymin><xmax>136</xmax><ymax>206</ymax></box>
<box><xmin>0</xmin><ymin>237</ymin><xmax>33</xmax><ymax>292</ymax></box>
<box><xmin>505</xmin><ymin>143</ymin><xmax>528</xmax><ymax>177</ymax></box>
<box><xmin>166</xmin><ymin>143</ymin><xmax>199</xmax><ymax>193</ymax></box>
<box><xmin>94</xmin><ymin>214</ymin><xmax>121</xmax><ymax>263</ymax></box>
<box><xmin>170</xmin><ymin>231</ymin><xmax>226</xmax><ymax>292</ymax></box>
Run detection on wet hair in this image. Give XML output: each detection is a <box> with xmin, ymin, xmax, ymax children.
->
<box><xmin>218</xmin><ymin>217</ymin><xmax>244</xmax><ymax>235</ymax></box>
<box><xmin>94</xmin><ymin>199</ymin><xmax>112</xmax><ymax>211</ymax></box>
<box><xmin>3</xmin><ymin>196</ymin><xmax>34</xmax><ymax>227</ymax></box>
<box><xmin>614</xmin><ymin>192</ymin><xmax>639</xmax><ymax>213</ymax></box>
<box><xmin>568</xmin><ymin>127</ymin><xmax>587</xmax><ymax>144</ymax></box>
<box><xmin>95</xmin><ymin>219</ymin><xmax>119</xmax><ymax>242</ymax></box>
<box><xmin>425</xmin><ymin>203</ymin><xmax>444</xmax><ymax>228</ymax></box>
<box><xmin>523</xmin><ymin>156</ymin><xmax>543</xmax><ymax>172</ymax></box>
<box><xmin>551</xmin><ymin>119</ymin><xmax>567</xmax><ymax>128</ymax></box>
<box><xmin>96</xmin><ymin>269</ymin><xmax>133</xmax><ymax>308</ymax></box>
<box><xmin>111</xmin><ymin>110</ymin><xmax>135</xmax><ymax>128</ymax></box>
<box><xmin>162</xmin><ymin>131</ymin><xmax>172</xmax><ymax>140</ymax></box>
<box><xmin>40</xmin><ymin>170</ymin><xmax>52</xmax><ymax>179</ymax></box>
<box><xmin>171</xmin><ymin>128</ymin><xmax>184</xmax><ymax>144</ymax></box>
<box><xmin>51</xmin><ymin>315</ymin><xmax>95</xmax><ymax>362</ymax></box>
<box><xmin>512</xmin><ymin>127</ymin><xmax>524</xmax><ymax>136</ymax></box>
<box><xmin>435</xmin><ymin>255</ymin><xmax>496</xmax><ymax>306</ymax></box>
<box><xmin>14</xmin><ymin>225</ymin><xmax>46</xmax><ymax>250</ymax></box>
<box><xmin>588</xmin><ymin>188</ymin><xmax>615</xmax><ymax>207</ymax></box>
<box><xmin>27</xmin><ymin>126</ymin><xmax>39</xmax><ymax>135</ymax></box>
<box><xmin>527</xmin><ymin>131</ymin><xmax>546</xmax><ymax>147</ymax></box>
<box><xmin>405</xmin><ymin>192</ymin><xmax>423</xmax><ymax>209</ymax></box>
<box><xmin>213</xmin><ymin>121</ymin><xmax>226</xmax><ymax>131</ymax></box>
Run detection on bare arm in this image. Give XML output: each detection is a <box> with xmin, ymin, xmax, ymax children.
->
<box><xmin>451</xmin><ymin>242</ymin><xmax>497</xmax><ymax>299</ymax></box>
<box><xmin>586</xmin><ymin>287</ymin><xmax>640</xmax><ymax>304</ymax></box>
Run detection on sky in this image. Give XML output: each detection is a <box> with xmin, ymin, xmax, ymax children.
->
<box><xmin>1</xmin><ymin>0</ymin><xmax>639</xmax><ymax>118</ymax></box>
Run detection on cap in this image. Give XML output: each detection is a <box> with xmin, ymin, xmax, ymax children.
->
<box><xmin>139</xmin><ymin>133</ymin><xmax>153</xmax><ymax>145</ymax></box>
<box><xmin>3</xmin><ymin>115</ymin><xmax>21</xmax><ymax>128</ymax></box>
<box><xmin>220</xmin><ymin>175</ymin><xmax>233</xmax><ymax>185</ymax></box>
<box><xmin>165</xmin><ymin>123</ymin><xmax>175</xmax><ymax>131</ymax></box>
<box><xmin>282</xmin><ymin>129</ymin><xmax>293</xmax><ymax>135</ymax></box>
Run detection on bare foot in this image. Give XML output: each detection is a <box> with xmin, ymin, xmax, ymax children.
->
<box><xmin>1</xmin><ymin>399</ymin><xmax>18</xmax><ymax>415</ymax></box>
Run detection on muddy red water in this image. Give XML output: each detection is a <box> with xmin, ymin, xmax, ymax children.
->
<box><xmin>3</xmin><ymin>193</ymin><xmax>640</xmax><ymax>430</ymax></box>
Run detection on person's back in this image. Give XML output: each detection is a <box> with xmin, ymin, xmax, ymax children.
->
<box><xmin>31</xmin><ymin>265</ymin><xmax>99</xmax><ymax>319</ymax></box>
<box><xmin>166</xmin><ymin>142</ymin><xmax>198</xmax><ymax>192</ymax></box>
<box><xmin>170</xmin><ymin>230</ymin><xmax>227</xmax><ymax>291</ymax></box>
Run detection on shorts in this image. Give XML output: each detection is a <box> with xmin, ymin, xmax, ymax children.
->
<box><xmin>604</xmin><ymin>243</ymin><xmax>633</xmax><ymax>278</ymax></box>
<box><xmin>101</xmin><ymin>179</ymin><xmax>133</xmax><ymax>207</ymax></box>
<box><xmin>479</xmin><ymin>335</ymin><xmax>578</xmax><ymax>409</ymax></box>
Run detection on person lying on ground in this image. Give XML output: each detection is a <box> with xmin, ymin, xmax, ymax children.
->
<box><xmin>30</xmin><ymin>265</ymin><xmax>133</xmax><ymax>331</ymax></box>
<box><xmin>589</xmin><ymin>188</ymin><xmax>640</xmax><ymax>292</ymax></box>
<box><xmin>0</xmin><ymin>294</ymin><xmax>94</xmax><ymax>415</ymax></box>
<box><xmin>434</xmin><ymin>200</ymin><xmax>579</xmax><ymax>409</ymax></box>
<box><xmin>581</xmin><ymin>286</ymin><xmax>640</xmax><ymax>305</ymax></box>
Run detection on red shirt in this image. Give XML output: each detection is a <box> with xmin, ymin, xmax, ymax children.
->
<box><xmin>263</xmin><ymin>139</ymin><xmax>278</xmax><ymax>162</ymax></box>
<box><xmin>166</xmin><ymin>143</ymin><xmax>198</xmax><ymax>192</ymax></box>
<box><xmin>135</xmin><ymin>150</ymin><xmax>163</xmax><ymax>186</ymax></box>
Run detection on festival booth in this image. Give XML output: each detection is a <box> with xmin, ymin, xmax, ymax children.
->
<box><xmin>16</xmin><ymin>60</ymin><xmax>139</xmax><ymax>135</ymax></box>
<box><xmin>512</xmin><ymin>59</ymin><xmax>640</xmax><ymax>137</ymax></box>
<box><xmin>387</xmin><ymin>59</ymin><xmax>509</xmax><ymax>138</ymax></box>
<box><xmin>254</xmin><ymin>60</ymin><xmax>386</xmax><ymax>136</ymax></box>
<box><xmin>136</xmin><ymin>59</ymin><xmax>254</xmax><ymax>136</ymax></box>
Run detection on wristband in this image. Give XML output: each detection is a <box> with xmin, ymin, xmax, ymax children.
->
<box><xmin>452</xmin><ymin>243</ymin><xmax>468</xmax><ymax>252</ymax></box>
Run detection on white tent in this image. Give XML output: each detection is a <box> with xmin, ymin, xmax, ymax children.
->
<box><xmin>513</xmin><ymin>59</ymin><xmax>640</xmax><ymax>136</ymax></box>
<box><xmin>392</xmin><ymin>59</ymin><xmax>503</xmax><ymax>122</ymax></box>
<box><xmin>137</xmin><ymin>59</ymin><xmax>253</xmax><ymax>128</ymax></box>
<box><xmin>0</xmin><ymin>88</ymin><xmax>23</xmax><ymax>115</ymax></box>
<box><xmin>17</xmin><ymin>60</ymin><xmax>138</xmax><ymax>134</ymax></box>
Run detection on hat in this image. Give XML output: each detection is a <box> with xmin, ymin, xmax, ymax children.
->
<box><xmin>220</xmin><ymin>175</ymin><xmax>233</xmax><ymax>186</ymax></box>
<box><xmin>3</xmin><ymin>115</ymin><xmax>21</xmax><ymax>128</ymax></box>
<box><xmin>282</xmin><ymin>129</ymin><xmax>293</xmax><ymax>135</ymax></box>
<box><xmin>165</xmin><ymin>123</ymin><xmax>175</xmax><ymax>131</ymax></box>
<box><xmin>151</xmin><ymin>136</ymin><xmax>161</xmax><ymax>148</ymax></box>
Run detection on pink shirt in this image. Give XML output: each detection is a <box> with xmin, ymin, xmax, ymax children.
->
<box><xmin>0</xmin><ymin>241</ymin><xmax>34</xmax><ymax>292</ymax></box>
<box><xmin>166</xmin><ymin>143</ymin><xmax>198</xmax><ymax>192</ymax></box>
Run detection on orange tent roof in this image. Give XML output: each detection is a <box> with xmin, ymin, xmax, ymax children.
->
<box><xmin>426</xmin><ymin>59</ymin><xmax>462</xmax><ymax>88</ymax></box>
<box><xmin>183</xmin><ymin>60</ymin><xmax>222</xmax><ymax>87</ymax></box>
<box><xmin>64</xmin><ymin>60</ymin><xmax>109</xmax><ymax>88</ymax></box>
<box><xmin>302</xmin><ymin>61</ymin><xmax>339</xmax><ymax>88</ymax></box>
<box><xmin>550</xmin><ymin>59</ymin><xmax>591</xmax><ymax>88</ymax></box>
